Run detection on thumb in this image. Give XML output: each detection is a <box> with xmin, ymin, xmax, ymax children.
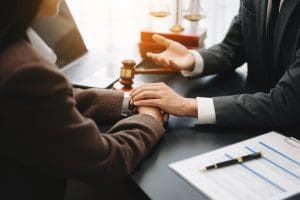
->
<box><xmin>152</xmin><ymin>34</ymin><xmax>172</xmax><ymax>48</ymax></box>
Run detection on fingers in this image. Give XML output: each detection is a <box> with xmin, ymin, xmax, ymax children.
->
<box><xmin>130</xmin><ymin>83</ymin><xmax>166</xmax><ymax>98</ymax></box>
<box><xmin>146</xmin><ymin>52</ymin><xmax>160</xmax><ymax>60</ymax></box>
<box><xmin>146</xmin><ymin>52</ymin><xmax>164</xmax><ymax>66</ymax></box>
<box><xmin>131</xmin><ymin>83</ymin><xmax>162</xmax><ymax>96</ymax></box>
<box><xmin>147</xmin><ymin>52</ymin><xmax>171</xmax><ymax>68</ymax></box>
<box><xmin>152</xmin><ymin>34</ymin><xmax>172</xmax><ymax>48</ymax></box>
<box><xmin>147</xmin><ymin>34</ymin><xmax>178</xmax><ymax>68</ymax></box>
<box><xmin>134</xmin><ymin>99</ymin><xmax>161</xmax><ymax>108</ymax></box>
<box><xmin>131</xmin><ymin>91</ymin><xmax>160</xmax><ymax>102</ymax></box>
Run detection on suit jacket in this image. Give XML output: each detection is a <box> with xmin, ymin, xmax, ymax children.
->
<box><xmin>198</xmin><ymin>0</ymin><xmax>300</xmax><ymax>127</ymax></box>
<box><xmin>0</xmin><ymin>40</ymin><xmax>164</xmax><ymax>198</ymax></box>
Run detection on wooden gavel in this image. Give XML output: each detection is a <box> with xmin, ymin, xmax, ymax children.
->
<box><xmin>113</xmin><ymin>60</ymin><xmax>179</xmax><ymax>91</ymax></box>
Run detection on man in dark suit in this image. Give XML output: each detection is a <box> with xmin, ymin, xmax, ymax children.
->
<box><xmin>130</xmin><ymin>0</ymin><xmax>300</xmax><ymax>128</ymax></box>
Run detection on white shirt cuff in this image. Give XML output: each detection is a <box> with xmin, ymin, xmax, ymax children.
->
<box><xmin>121</xmin><ymin>92</ymin><xmax>130</xmax><ymax>117</ymax></box>
<box><xmin>196</xmin><ymin>97</ymin><xmax>216</xmax><ymax>124</ymax></box>
<box><xmin>181</xmin><ymin>50</ymin><xmax>204</xmax><ymax>77</ymax></box>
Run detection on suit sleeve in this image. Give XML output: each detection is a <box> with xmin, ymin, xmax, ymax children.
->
<box><xmin>213</xmin><ymin>49</ymin><xmax>300</xmax><ymax>127</ymax></box>
<box><xmin>2</xmin><ymin>63</ymin><xmax>165</xmax><ymax>183</ymax></box>
<box><xmin>198</xmin><ymin>4</ymin><xmax>246</xmax><ymax>76</ymax></box>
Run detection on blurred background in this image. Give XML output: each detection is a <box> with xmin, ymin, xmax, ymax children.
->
<box><xmin>66</xmin><ymin>0</ymin><xmax>239</xmax><ymax>54</ymax></box>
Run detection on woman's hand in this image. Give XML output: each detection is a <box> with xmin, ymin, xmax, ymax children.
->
<box><xmin>147</xmin><ymin>34</ymin><xmax>196</xmax><ymax>71</ymax></box>
<box><xmin>137</xmin><ymin>106</ymin><xmax>165</xmax><ymax>124</ymax></box>
<box><xmin>131</xmin><ymin>83</ymin><xmax>198</xmax><ymax>117</ymax></box>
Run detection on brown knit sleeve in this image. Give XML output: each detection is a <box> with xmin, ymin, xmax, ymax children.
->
<box><xmin>1</xmin><ymin>63</ymin><xmax>165</xmax><ymax>183</ymax></box>
<box><xmin>74</xmin><ymin>88</ymin><xmax>124</xmax><ymax>124</ymax></box>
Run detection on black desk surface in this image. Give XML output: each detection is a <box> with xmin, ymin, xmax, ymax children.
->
<box><xmin>131</xmin><ymin>67</ymin><xmax>300</xmax><ymax>200</ymax></box>
<box><xmin>131</xmin><ymin>67</ymin><xmax>262</xmax><ymax>200</ymax></box>
<box><xmin>65</xmin><ymin>67</ymin><xmax>300</xmax><ymax>200</ymax></box>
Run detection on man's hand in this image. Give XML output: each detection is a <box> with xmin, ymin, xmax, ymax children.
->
<box><xmin>147</xmin><ymin>34</ymin><xmax>196</xmax><ymax>71</ymax></box>
<box><xmin>131</xmin><ymin>83</ymin><xmax>198</xmax><ymax>117</ymax></box>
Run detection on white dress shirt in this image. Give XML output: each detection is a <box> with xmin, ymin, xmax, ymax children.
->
<box><xmin>181</xmin><ymin>0</ymin><xmax>285</xmax><ymax>124</ymax></box>
<box><xmin>27</xmin><ymin>28</ymin><xmax>130</xmax><ymax>116</ymax></box>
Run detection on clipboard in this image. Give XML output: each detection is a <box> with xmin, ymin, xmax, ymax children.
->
<box><xmin>285</xmin><ymin>136</ymin><xmax>300</xmax><ymax>149</ymax></box>
<box><xmin>169</xmin><ymin>132</ymin><xmax>300</xmax><ymax>200</ymax></box>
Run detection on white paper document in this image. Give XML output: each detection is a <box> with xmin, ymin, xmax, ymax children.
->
<box><xmin>169</xmin><ymin>132</ymin><xmax>300</xmax><ymax>200</ymax></box>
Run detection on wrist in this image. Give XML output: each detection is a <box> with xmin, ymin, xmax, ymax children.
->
<box><xmin>146</xmin><ymin>112</ymin><xmax>163</xmax><ymax>124</ymax></box>
<box><xmin>181</xmin><ymin>50</ymin><xmax>204</xmax><ymax>77</ymax></box>
<box><xmin>187</xmin><ymin>50</ymin><xmax>197</xmax><ymax>71</ymax></box>
<box><xmin>138</xmin><ymin>107</ymin><xmax>163</xmax><ymax>124</ymax></box>
<box><xmin>182</xmin><ymin>98</ymin><xmax>198</xmax><ymax>117</ymax></box>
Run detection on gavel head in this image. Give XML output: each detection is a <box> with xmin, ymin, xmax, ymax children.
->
<box><xmin>114</xmin><ymin>60</ymin><xmax>136</xmax><ymax>91</ymax></box>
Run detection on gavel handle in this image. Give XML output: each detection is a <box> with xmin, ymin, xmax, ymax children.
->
<box><xmin>134</xmin><ymin>67</ymin><xmax>180</xmax><ymax>74</ymax></box>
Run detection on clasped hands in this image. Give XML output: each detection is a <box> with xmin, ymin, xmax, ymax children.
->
<box><xmin>130</xmin><ymin>34</ymin><xmax>198</xmax><ymax>121</ymax></box>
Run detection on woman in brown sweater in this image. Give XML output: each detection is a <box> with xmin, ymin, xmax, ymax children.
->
<box><xmin>0</xmin><ymin>0</ymin><xmax>165</xmax><ymax>199</ymax></box>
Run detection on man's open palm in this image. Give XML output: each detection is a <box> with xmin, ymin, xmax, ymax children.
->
<box><xmin>146</xmin><ymin>34</ymin><xmax>195</xmax><ymax>71</ymax></box>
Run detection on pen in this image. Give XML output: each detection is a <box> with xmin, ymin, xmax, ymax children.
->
<box><xmin>200</xmin><ymin>152</ymin><xmax>262</xmax><ymax>172</ymax></box>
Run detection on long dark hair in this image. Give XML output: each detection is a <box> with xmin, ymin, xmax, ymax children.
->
<box><xmin>0</xmin><ymin>0</ymin><xmax>43</xmax><ymax>51</ymax></box>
